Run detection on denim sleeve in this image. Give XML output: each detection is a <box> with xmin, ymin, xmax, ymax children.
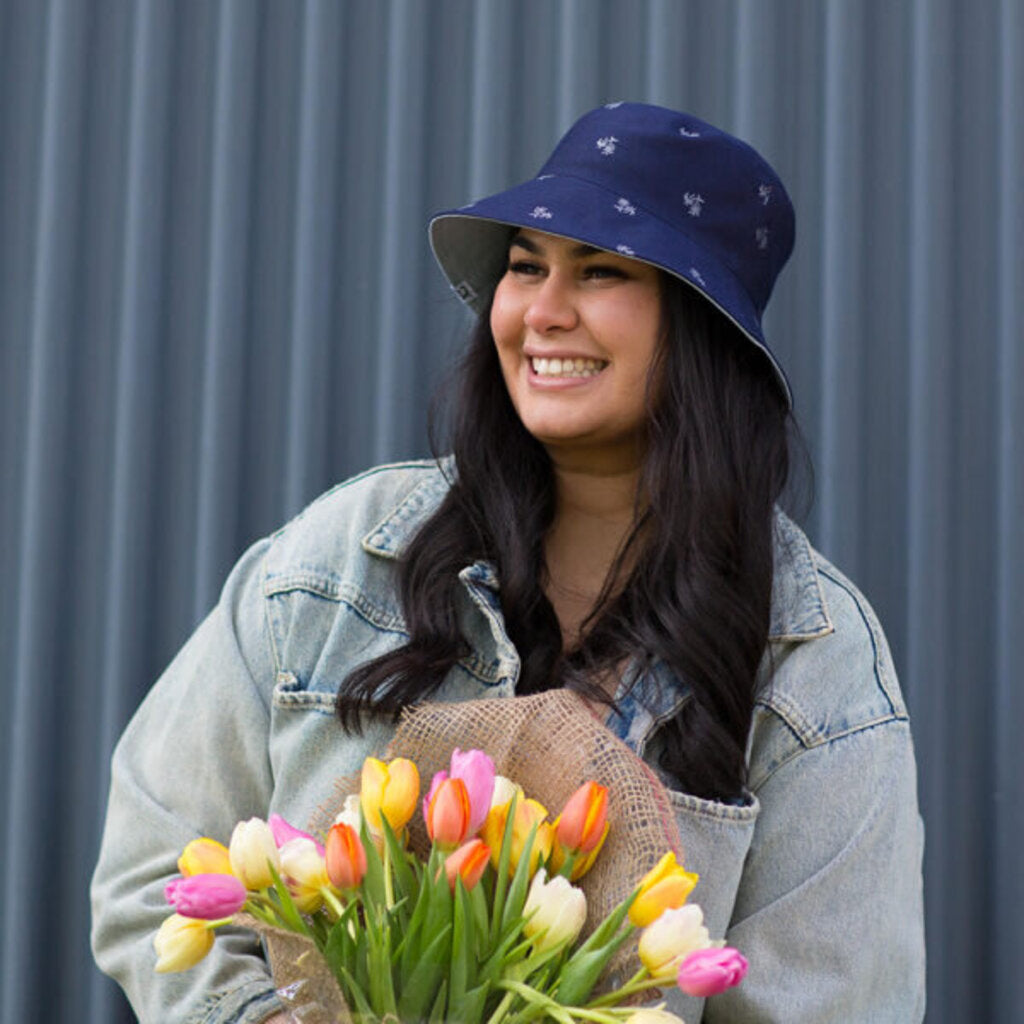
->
<box><xmin>707</xmin><ymin>719</ymin><xmax>927</xmax><ymax>1023</ymax></box>
<box><xmin>90</xmin><ymin>537</ymin><xmax>286</xmax><ymax>1024</ymax></box>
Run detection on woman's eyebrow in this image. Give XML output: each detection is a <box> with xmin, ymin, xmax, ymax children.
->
<box><xmin>508</xmin><ymin>234</ymin><xmax>603</xmax><ymax>259</ymax></box>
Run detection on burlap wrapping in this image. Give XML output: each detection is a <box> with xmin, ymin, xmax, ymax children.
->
<box><xmin>266</xmin><ymin>689</ymin><xmax>682</xmax><ymax>1020</ymax></box>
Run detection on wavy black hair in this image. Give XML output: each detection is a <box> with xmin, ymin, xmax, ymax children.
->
<box><xmin>336</xmin><ymin>274</ymin><xmax>797</xmax><ymax>801</ymax></box>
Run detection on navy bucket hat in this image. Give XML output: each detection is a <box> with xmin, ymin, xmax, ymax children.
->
<box><xmin>429</xmin><ymin>102</ymin><xmax>796</xmax><ymax>407</ymax></box>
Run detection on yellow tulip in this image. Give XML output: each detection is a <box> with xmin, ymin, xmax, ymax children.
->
<box><xmin>625</xmin><ymin>1010</ymin><xmax>688</xmax><ymax>1024</ymax></box>
<box><xmin>153</xmin><ymin>913</ymin><xmax>214</xmax><ymax>972</ymax></box>
<box><xmin>177</xmin><ymin>837</ymin><xmax>233</xmax><ymax>877</ymax></box>
<box><xmin>360</xmin><ymin>757</ymin><xmax>420</xmax><ymax>833</ymax></box>
<box><xmin>481</xmin><ymin>795</ymin><xmax>553</xmax><ymax>878</ymax></box>
<box><xmin>629</xmin><ymin>851</ymin><xmax>699</xmax><ymax>927</ymax></box>
<box><xmin>279</xmin><ymin>837</ymin><xmax>331</xmax><ymax>913</ymax></box>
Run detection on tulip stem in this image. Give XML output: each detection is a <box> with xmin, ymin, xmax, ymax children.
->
<box><xmin>321</xmin><ymin>887</ymin><xmax>346</xmax><ymax>919</ymax></box>
<box><xmin>383</xmin><ymin>842</ymin><xmax>395</xmax><ymax>909</ymax></box>
<box><xmin>585</xmin><ymin>969</ymin><xmax>667</xmax><ymax>1009</ymax></box>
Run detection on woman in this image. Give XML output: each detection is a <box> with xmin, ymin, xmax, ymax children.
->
<box><xmin>92</xmin><ymin>103</ymin><xmax>925</xmax><ymax>1022</ymax></box>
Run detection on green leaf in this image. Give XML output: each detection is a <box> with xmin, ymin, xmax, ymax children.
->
<box><xmin>552</xmin><ymin>926</ymin><xmax>633</xmax><ymax>1008</ymax></box>
<box><xmin>366</xmin><ymin>904</ymin><xmax>399</xmax><ymax>1016</ymax></box>
<box><xmin>427</xmin><ymin>979</ymin><xmax>449</xmax><ymax>1024</ymax></box>
<box><xmin>336</xmin><ymin>964</ymin><xmax>376</xmax><ymax>1020</ymax></box>
<box><xmin>395</xmin><ymin>922</ymin><xmax>452</xmax><ymax>1023</ymax></box>
<box><xmin>265</xmin><ymin>862</ymin><xmax>312</xmax><ymax>938</ymax></box>
<box><xmin>499</xmin><ymin>823</ymin><xmax>539</xmax><ymax>938</ymax></box>
<box><xmin>488</xmin><ymin>791</ymin><xmax>519</xmax><ymax>947</ymax></box>
<box><xmin>359</xmin><ymin>817</ymin><xmax>387</xmax><ymax>913</ymax></box>
<box><xmin>449</xmin><ymin>879</ymin><xmax>473</xmax><ymax>1010</ymax></box>
<box><xmin>380</xmin><ymin>815</ymin><xmax>417</xmax><ymax>917</ymax></box>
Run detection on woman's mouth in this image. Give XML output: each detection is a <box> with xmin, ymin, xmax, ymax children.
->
<box><xmin>529</xmin><ymin>356</ymin><xmax>608</xmax><ymax>379</ymax></box>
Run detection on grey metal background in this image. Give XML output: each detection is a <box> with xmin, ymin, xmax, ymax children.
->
<box><xmin>1</xmin><ymin>1</ymin><xmax>1020</xmax><ymax>1021</ymax></box>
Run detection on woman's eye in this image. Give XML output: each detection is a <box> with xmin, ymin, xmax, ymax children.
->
<box><xmin>584</xmin><ymin>264</ymin><xmax>626</xmax><ymax>280</ymax></box>
<box><xmin>507</xmin><ymin>259</ymin><xmax>543</xmax><ymax>276</ymax></box>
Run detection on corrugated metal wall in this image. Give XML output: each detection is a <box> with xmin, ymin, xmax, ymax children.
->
<box><xmin>1</xmin><ymin>1</ymin><xmax>1020</xmax><ymax>1021</ymax></box>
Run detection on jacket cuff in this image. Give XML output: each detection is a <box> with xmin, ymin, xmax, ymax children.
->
<box><xmin>184</xmin><ymin>977</ymin><xmax>282</xmax><ymax>1024</ymax></box>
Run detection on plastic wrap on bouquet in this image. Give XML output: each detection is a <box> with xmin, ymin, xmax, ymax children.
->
<box><xmin>234</xmin><ymin>913</ymin><xmax>353</xmax><ymax>1024</ymax></box>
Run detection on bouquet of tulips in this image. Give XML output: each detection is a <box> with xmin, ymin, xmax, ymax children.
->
<box><xmin>154</xmin><ymin>748</ymin><xmax>747</xmax><ymax>1023</ymax></box>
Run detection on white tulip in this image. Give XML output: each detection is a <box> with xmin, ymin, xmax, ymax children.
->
<box><xmin>228</xmin><ymin>817</ymin><xmax>280</xmax><ymax>890</ymax></box>
<box><xmin>522</xmin><ymin>869</ymin><xmax>586</xmax><ymax>952</ymax></box>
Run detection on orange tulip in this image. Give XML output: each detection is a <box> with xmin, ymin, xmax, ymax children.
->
<box><xmin>555</xmin><ymin>782</ymin><xmax>608</xmax><ymax>854</ymax></box>
<box><xmin>324</xmin><ymin>822</ymin><xmax>367</xmax><ymax>890</ymax></box>
<box><xmin>360</xmin><ymin>756</ymin><xmax>420</xmax><ymax>834</ymax></box>
<box><xmin>177</xmin><ymin>837</ymin><xmax>233</xmax><ymax>877</ymax></box>
<box><xmin>548</xmin><ymin>818</ymin><xmax>609</xmax><ymax>880</ymax></box>
<box><xmin>444</xmin><ymin>838</ymin><xmax>491</xmax><ymax>892</ymax></box>
<box><xmin>426</xmin><ymin>777</ymin><xmax>472</xmax><ymax>848</ymax></box>
<box><xmin>628</xmin><ymin>851</ymin><xmax>699</xmax><ymax>927</ymax></box>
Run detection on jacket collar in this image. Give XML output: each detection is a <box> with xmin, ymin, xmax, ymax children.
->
<box><xmin>362</xmin><ymin>467</ymin><xmax>832</xmax><ymax>643</ymax></box>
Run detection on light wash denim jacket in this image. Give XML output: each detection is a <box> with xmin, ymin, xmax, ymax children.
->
<box><xmin>91</xmin><ymin>461</ymin><xmax>926</xmax><ymax>1023</ymax></box>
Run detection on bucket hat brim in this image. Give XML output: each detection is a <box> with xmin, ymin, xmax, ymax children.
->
<box><xmin>430</xmin><ymin>173</ymin><xmax>792</xmax><ymax>407</ymax></box>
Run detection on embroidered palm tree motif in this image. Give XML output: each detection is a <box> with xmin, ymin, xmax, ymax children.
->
<box><xmin>596</xmin><ymin>136</ymin><xmax>619</xmax><ymax>155</ymax></box>
<box><xmin>679</xmin><ymin>126</ymin><xmax>701</xmax><ymax>138</ymax></box>
<box><xmin>683</xmin><ymin>192</ymin><xmax>705</xmax><ymax>217</ymax></box>
<box><xmin>758</xmin><ymin>183</ymin><xmax>773</xmax><ymax>206</ymax></box>
<box><xmin>755</xmin><ymin>227</ymin><xmax>770</xmax><ymax>250</ymax></box>
<box><xmin>615</xmin><ymin>198</ymin><xmax>636</xmax><ymax>215</ymax></box>
<box><xmin>529</xmin><ymin>206</ymin><xmax>553</xmax><ymax>220</ymax></box>
<box><xmin>616</xmin><ymin>244</ymin><xmax>636</xmax><ymax>256</ymax></box>
<box><xmin>689</xmin><ymin>266</ymin><xmax>707</xmax><ymax>287</ymax></box>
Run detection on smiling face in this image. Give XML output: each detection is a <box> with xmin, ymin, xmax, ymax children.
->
<box><xmin>489</xmin><ymin>228</ymin><xmax>664</xmax><ymax>470</ymax></box>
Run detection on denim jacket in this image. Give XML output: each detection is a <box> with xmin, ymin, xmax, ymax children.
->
<box><xmin>91</xmin><ymin>460</ymin><xmax>926</xmax><ymax>1023</ymax></box>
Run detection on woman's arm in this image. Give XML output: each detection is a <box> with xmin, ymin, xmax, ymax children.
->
<box><xmin>91</xmin><ymin>538</ymin><xmax>286</xmax><ymax>1024</ymax></box>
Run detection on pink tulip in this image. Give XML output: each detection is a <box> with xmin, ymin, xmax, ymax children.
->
<box><xmin>676</xmin><ymin>947</ymin><xmax>749</xmax><ymax>998</ymax></box>
<box><xmin>164</xmin><ymin>873</ymin><xmax>247</xmax><ymax>920</ymax></box>
<box><xmin>424</xmin><ymin>749</ymin><xmax>496</xmax><ymax>837</ymax></box>
<box><xmin>269</xmin><ymin>813</ymin><xmax>325</xmax><ymax>856</ymax></box>
<box><xmin>449</xmin><ymin>748</ymin><xmax>495</xmax><ymax>833</ymax></box>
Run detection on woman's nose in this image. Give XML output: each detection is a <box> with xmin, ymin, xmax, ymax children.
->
<box><xmin>523</xmin><ymin>274</ymin><xmax>578</xmax><ymax>333</ymax></box>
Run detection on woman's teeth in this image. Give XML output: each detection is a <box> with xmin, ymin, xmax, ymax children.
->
<box><xmin>530</xmin><ymin>357</ymin><xmax>606</xmax><ymax>378</ymax></box>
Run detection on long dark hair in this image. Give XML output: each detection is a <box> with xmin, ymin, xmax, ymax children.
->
<box><xmin>336</xmin><ymin>274</ymin><xmax>794</xmax><ymax>802</ymax></box>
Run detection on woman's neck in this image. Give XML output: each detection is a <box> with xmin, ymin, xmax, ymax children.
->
<box><xmin>543</xmin><ymin>456</ymin><xmax>644</xmax><ymax>647</ymax></box>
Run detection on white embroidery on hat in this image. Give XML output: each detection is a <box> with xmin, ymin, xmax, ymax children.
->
<box><xmin>616</xmin><ymin>244</ymin><xmax>635</xmax><ymax>255</ymax></box>
<box><xmin>689</xmin><ymin>267</ymin><xmax>707</xmax><ymax>287</ymax></box>
<box><xmin>529</xmin><ymin>206</ymin><xmax>553</xmax><ymax>219</ymax></box>
<box><xmin>596</xmin><ymin>135</ymin><xmax>619</xmax><ymax>156</ymax></box>
<box><xmin>758</xmin><ymin>183</ymin><xmax>773</xmax><ymax>206</ymax></box>
<box><xmin>679</xmin><ymin>126</ymin><xmax>701</xmax><ymax>138</ymax></box>
<box><xmin>614</xmin><ymin>198</ymin><xmax>636</xmax><ymax>215</ymax></box>
<box><xmin>605</xmin><ymin>101</ymin><xmax>624</xmax><ymax>109</ymax></box>
<box><xmin>683</xmin><ymin>192</ymin><xmax>705</xmax><ymax>217</ymax></box>
<box><xmin>755</xmin><ymin>226</ymin><xmax>770</xmax><ymax>250</ymax></box>
<box><xmin>536</xmin><ymin>174</ymin><xmax>555</xmax><ymax>180</ymax></box>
